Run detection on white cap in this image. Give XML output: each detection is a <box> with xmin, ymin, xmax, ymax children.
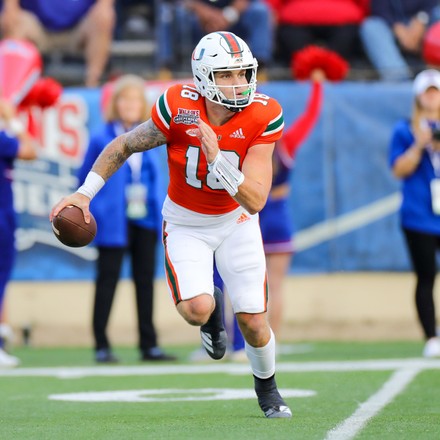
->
<box><xmin>413</xmin><ymin>69</ymin><xmax>440</xmax><ymax>95</ymax></box>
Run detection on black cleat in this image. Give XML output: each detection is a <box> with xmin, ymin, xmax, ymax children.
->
<box><xmin>200</xmin><ymin>286</ymin><xmax>227</xmax><ymax>360</ymax></box>
<box><xmin>254</xmin><ymin>375</ymin><xmax>292</xmax><ymax>418</ymax></box>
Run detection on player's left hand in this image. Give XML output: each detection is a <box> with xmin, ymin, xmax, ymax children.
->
<box><xmin>197</xmin><ymin>118</ymin><xmax>219</xmax><ymax>164</ymax></box>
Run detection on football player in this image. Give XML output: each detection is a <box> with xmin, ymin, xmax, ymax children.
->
<box><xmin>51</xmin><ymin>31</ymin><xmax>291</xmax><ymax>418</ymax></box>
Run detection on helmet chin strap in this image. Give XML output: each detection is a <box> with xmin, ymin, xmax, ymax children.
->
<box><xmin>223</xmin><ymin>99</ymin><xmax>248</xmax><ymax>112</ymax></box>
<box><xmin>219</xmin><ymin>87</ymin><xmax>252</xmax><ymax>112</ymax></box>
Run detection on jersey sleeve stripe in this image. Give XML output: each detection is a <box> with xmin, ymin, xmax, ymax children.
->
<box><xmin>262</xmin><ymin>112</ymin><xmax>284</xmax><ymax>137</ymax></box>
<box><xmin>156</xmin><ymin>90</ymin><xmax>172</xmax><ymax>130</ymax></box>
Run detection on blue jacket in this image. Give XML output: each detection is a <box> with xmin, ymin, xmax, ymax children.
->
<box><xmin>0</xmin><ymin>132</ymin><xmax>19</xmax><ymax>215</ymax></box>
<box><xmin>389</xmin><ymin>119</ymin><xmax>440</xmax><ymax>234</ymax></box>
<box><xmin>0</xmin><ymin>0</ymin><xmax>95</xmax><ymax>31</ymax></box>
<box><xmin>77</xmin><ymin>122</ymin><xmax>166</xmax><ymax>247</ymax></box>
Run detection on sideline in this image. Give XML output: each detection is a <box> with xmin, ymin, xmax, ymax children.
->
<box><xmin>1</xmin><ymin>358</ymin><xmax>439</xmax><ymax>378</ymax></box>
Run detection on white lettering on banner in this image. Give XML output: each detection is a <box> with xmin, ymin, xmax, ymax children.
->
<box><xmin>33</xmin><ymin>96</ymin><xmax>89</xmax><ymax>165</ymax></box>
<box><xmin>13</xmin><ymin>179</ymin><xmax>69</xmax><ymax>216</ymax></box>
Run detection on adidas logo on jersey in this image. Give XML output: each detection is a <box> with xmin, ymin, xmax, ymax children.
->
<box><xmin>230</xmin><ymin>128</ymin><xmax>245</xmax><ymax>139</ymax></box>
<box><xmin>236</xmin><ymin>212</ymin><xmax>250</xmax><ymax>224</ymax></box>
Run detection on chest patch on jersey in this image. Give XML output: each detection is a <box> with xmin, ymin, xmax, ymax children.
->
<box><xmin>173</xmin><ymin>108</ymin><xmax>200</xmax><ymax>125</ymax></box>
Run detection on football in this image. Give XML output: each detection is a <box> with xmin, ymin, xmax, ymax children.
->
<box><xmin>51</xmin><ymin>205</ymin><xmax>97</xmax><ymax>247</ymax></box>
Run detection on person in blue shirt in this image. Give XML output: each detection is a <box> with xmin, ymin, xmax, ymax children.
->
<box><xmin>78</xmin><ymin>74</ymin><xmax>176</xmax><ymax>363</ymax></box>
<box><xmin>389</xmin><ymin>69</ymin><xmax>440</xmax><ymax>358</ymax></box>
<box><xmin>0</xmin><ymin>98</ymin><xmax>36</xmax><ymax>367</ymax></box>
<box><xmin>0</xmin><ymin>0</ymin><xmax>116</xmax><ymax>87</ymax></box>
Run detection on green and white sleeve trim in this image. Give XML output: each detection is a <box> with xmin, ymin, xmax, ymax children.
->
<box><xmin>262</xmin><ymin>111</ymin><xmax>284</xmax><ymax>137</ymax></box>
<box><xmin>155</xmin><ymin>89</ymin><xmax>172</xmax><ymax>130</ymax></box>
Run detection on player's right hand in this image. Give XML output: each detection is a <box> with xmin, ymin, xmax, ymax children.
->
<box><xmin>197</xmin><ymin>118</ymin><xmax>219</xmax><ymax>164</ymax></box>
<box><xmin>50</xmin><ymin>193</ymin><xmax>92</xmax><ymax>223</ymax></box>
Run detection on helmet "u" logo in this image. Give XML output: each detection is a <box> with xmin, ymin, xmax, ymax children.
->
<box><xmin>192</xmin><ymin>48</ymin><xmax>205</xmax><ymax>61</ymax></box>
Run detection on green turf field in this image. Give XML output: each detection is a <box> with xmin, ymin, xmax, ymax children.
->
<box><xmin>0</xmin><ymin>342</ymin><xmax>439</xmax><ymax>440</ymax></box>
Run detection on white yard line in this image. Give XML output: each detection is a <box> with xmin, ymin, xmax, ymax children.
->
<box><xmin>325</xmin><ymin>367</ymin><xmax>421</xmax><ymax>440</ymax></box>
<box><xmin>0</xmin><ymin>358</ymin><xmax>439</xmax><ymax>378</ymax></box>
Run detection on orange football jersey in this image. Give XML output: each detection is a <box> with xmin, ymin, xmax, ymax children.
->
<box><xmin>151</xmin><ymin>83</ymin><xmax>284</xmax><ymax>215</ymax></box>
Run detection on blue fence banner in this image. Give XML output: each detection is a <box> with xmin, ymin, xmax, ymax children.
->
<box><xmin>12</xmin><ymin>80</ymin><xmax>413</xmax><ymax>280</ymax></box>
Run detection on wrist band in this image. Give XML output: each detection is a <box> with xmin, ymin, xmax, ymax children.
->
<box><xmin>208</xmin><ymin>151</ymin><xmax>244</xmax><ymax>196</ymax></box>
<box><xmin>222</xmin><ymin>6</ymin><xmax>239</xmax><ymax>25</ymax></box>
<box><xmin>76</xmin><ymin>171</ymin><xmax>105</xmax><ymax>200</ymax></box>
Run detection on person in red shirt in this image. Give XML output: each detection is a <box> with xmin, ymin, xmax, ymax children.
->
<box><xmin>265</xmin><ymin>0</ymin><xmax>369</xmax><ymax>67</ymax></box>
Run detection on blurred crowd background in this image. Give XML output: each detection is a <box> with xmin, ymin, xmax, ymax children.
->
<box><xmin>2</xmin><ymin>0</ymin><xmax>440</xmax><ymax>87</ymax></box>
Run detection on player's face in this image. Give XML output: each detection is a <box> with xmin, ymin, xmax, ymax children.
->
<box><xmin>214</xmin><ymin>69</ymin><xmax>250</xmax><ymax>100</ymax></box>
<box><xmin>116</xmin><ymin>86</ymin><xmax>145</xmax><ymax>126</ymax></box>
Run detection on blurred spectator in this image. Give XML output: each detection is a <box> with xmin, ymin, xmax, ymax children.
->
<box><xmin>78</xmin><ymin>74</ymin><xmax>176</xmax><ymax>363</ymax></box>
<box><xmin>0</xmin><ymin>0</ymin><xmax>116</xmax><ymax>87</ymax></box>
<box><xmin>265</xmin><ymin>0</ymin><xmax>369</xmax><ymax>69</ymax></box>
<box><xmin>388</xmin><ymin>69</ymin><xmax>440</xmax><ymax>358</ymax></box>
<box><xmin>231</xmin><ymin>48</ymin><xmax>345</xmax><ymax>356</ymax></box>
<box><xmin>196</xmin><ymin>77</ymin><xmax>325</xmax><ymax>359</ymax></box>
<box><xmin>0</xmin><ymin>98</ymin><xmax>36</xmax><ymax>368</ymax></box>
<box><xmin>115</xmin><ymin>0</ymin><xmax>155</xmax><ymax>40</ymax></box>
<box><xmin>262</xmin><ymin>74</ymin><xmax>324</xmax><ymax>339</ymax></box>
<box><xmin>360</xmin><ymin>0</ymin><xmax>440</xmax><ymax>81</ymax></box>
<box><xmin>156</xmin><ymin>0</ymin><xmax>273</xmax><ymax>79</ymax></box>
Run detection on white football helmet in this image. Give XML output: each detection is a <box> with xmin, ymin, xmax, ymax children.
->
<box><xmin>191</xmin><ymin>31</ymin><xmax>258</xmax><ymax>112</ymax></box>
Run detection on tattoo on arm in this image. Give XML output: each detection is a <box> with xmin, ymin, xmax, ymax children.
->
<box><xmin>91</xmin><ymin>119</ymin><xmax>167</xmax><ymax>181</ymax></box>
<box><xmin>126</xmin><ymin>119</ymin><xmax>167</xmax><ymax>154</ymax></box>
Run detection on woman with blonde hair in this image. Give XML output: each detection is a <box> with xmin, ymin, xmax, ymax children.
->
<box><xmin>389</xmin><ymin>69</ymin><xmax>440</xmax><ymax>358</ymax></box>
<box><xmin>78</xmin><ymin>74</ymin><xmax>176</xmax><ymax>363</ymax></box>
